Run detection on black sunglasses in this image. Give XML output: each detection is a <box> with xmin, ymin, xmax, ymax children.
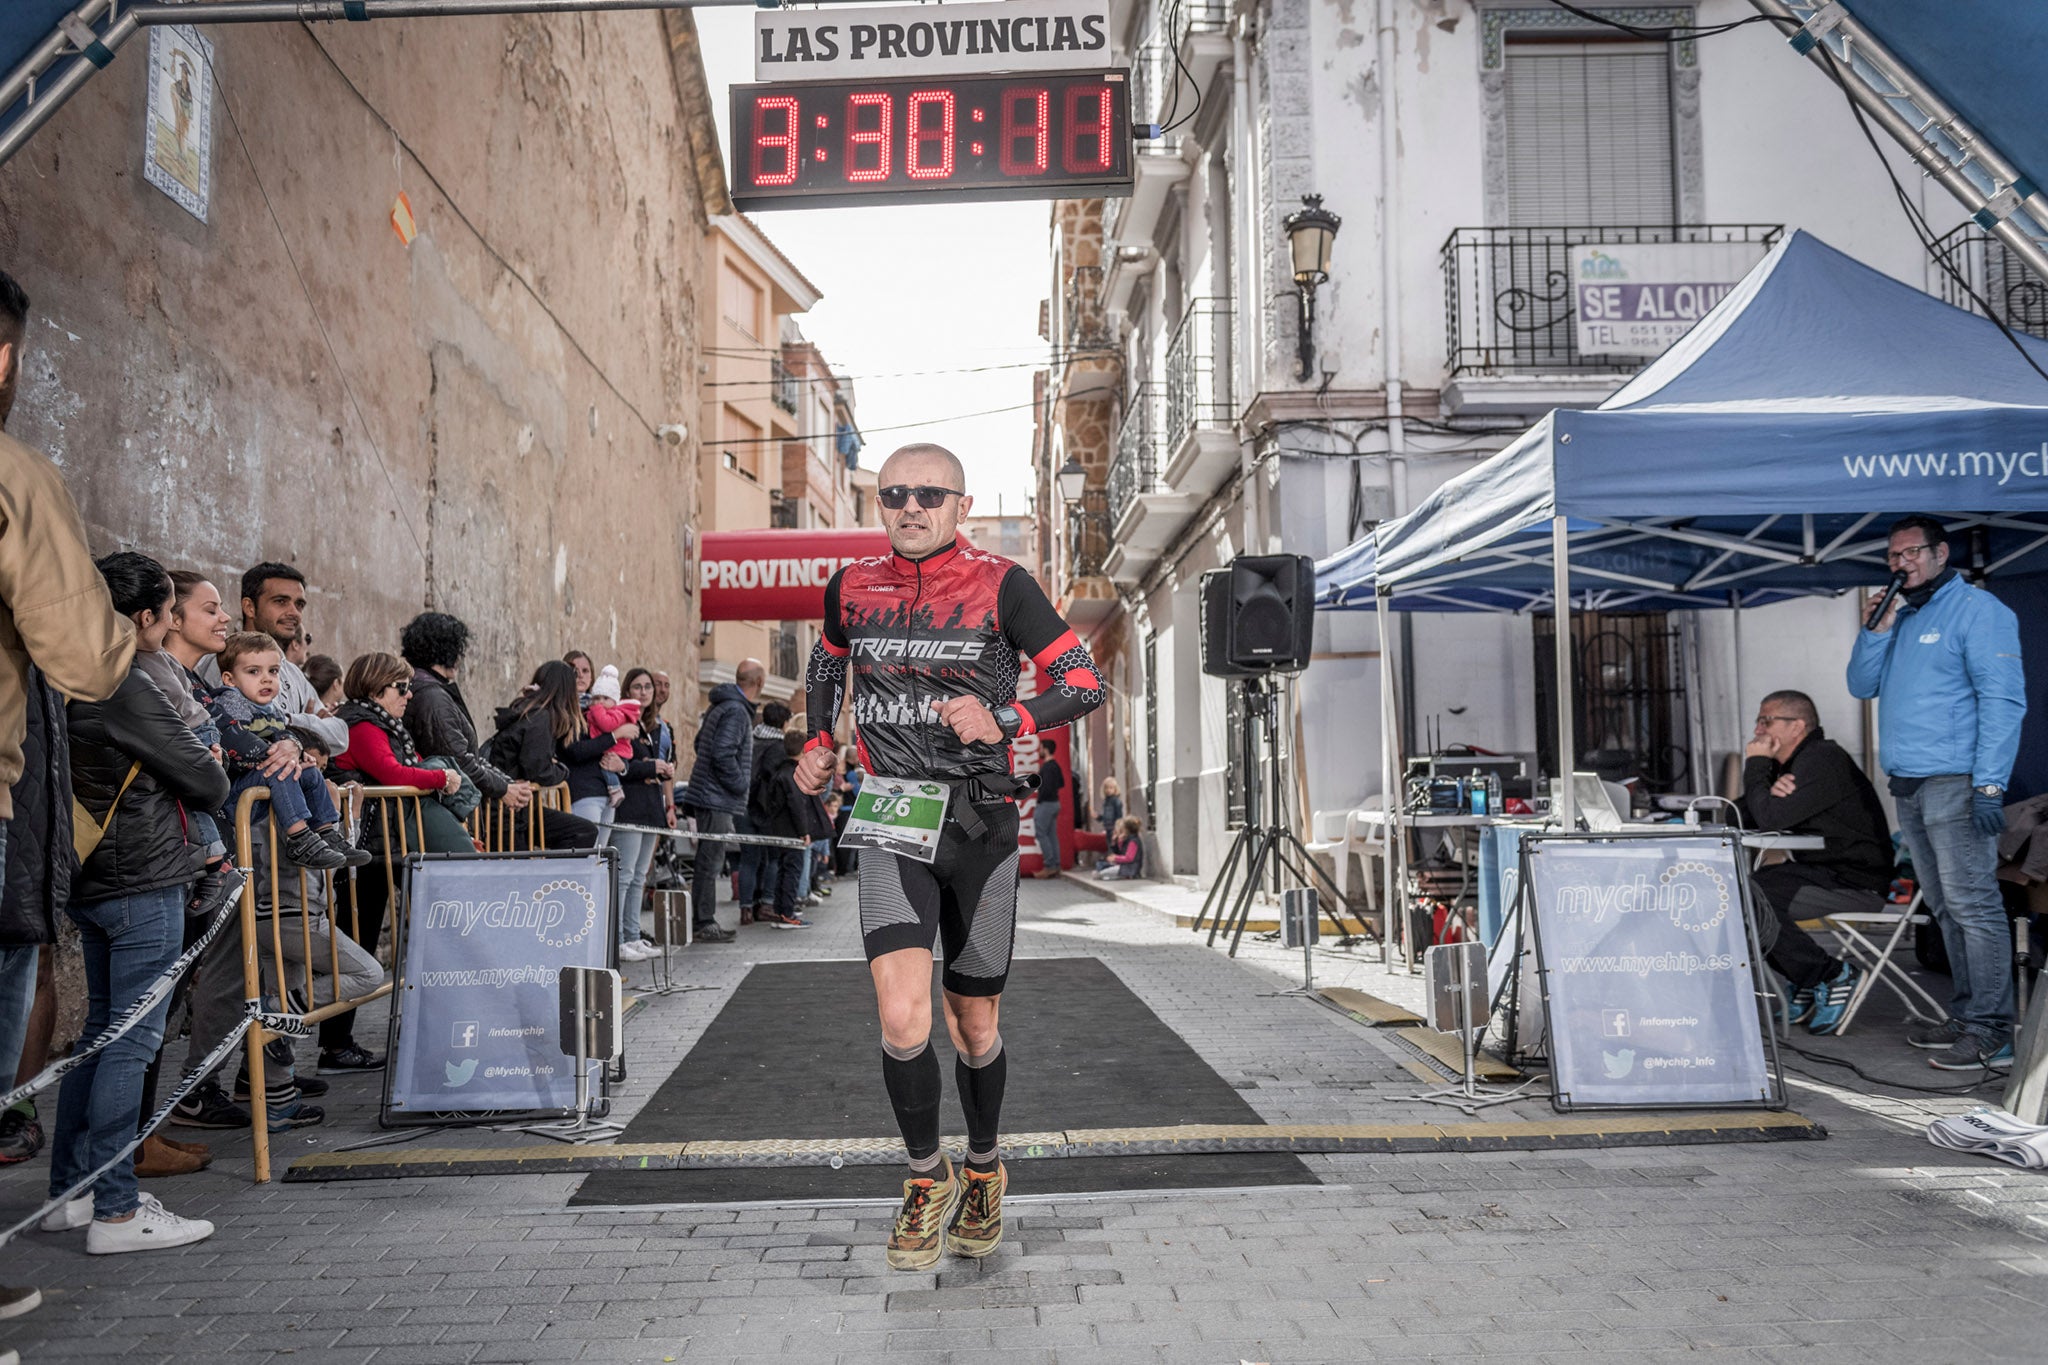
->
<box><xmin>388</xmin><ymin>681</ymin><xmax>413</xmax><ymax>696</ymax></box>
<box><xmin>877</xmin><ymin>485</ymin><xmax>964</xmax><ymax>511</ymax></box>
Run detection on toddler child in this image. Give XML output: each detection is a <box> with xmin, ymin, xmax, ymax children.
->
<box><xmin>206</xmin><ymin>632</ymin><xmax>369</xmax><ymax>871</ymax></box>
<box><xmin>586</xmin><ymin>664</ymin><xmax>641</xmax><ymax>809</ymax></box>
<box><xmin>1096</xmin><ymin>815</ymin><xmax>1144</xmax><ymax>881</ymax></box>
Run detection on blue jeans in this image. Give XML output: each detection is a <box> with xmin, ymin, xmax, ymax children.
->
<box><xmin>230</xmin><ymin>764</ymin><xmax>338</xmax><ymax>832</ymax></box>
<box><xmin>49</xmin><ymin>884</ymin><xmax>185</xmax><ymax>1218</ymax></box>
<box><xmin>572</xmin><ymin>795</ymin><xmax>615</xmax><ymax>849</ymax></box>
<box><xmin>1898</xmin><ymin>775</ymin><xmax>2014</xmax><ymax>1043</ymax></box>
<box><xmin>610</xmin><ymin>826</ymin><xmax>658</xmax><ymax>945</ymax></box>
<box><xmin>0</xmin><ymin>820</ymin><xmax>38</xmax><ymax>1090</ymax></box>
<box><xmin>1034</xmin><ymin>800</ymin><xmax>1063</xmax><ymax>871</ymax></box>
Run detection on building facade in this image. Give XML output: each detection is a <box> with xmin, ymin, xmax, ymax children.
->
<box><xmin>1038</xmin><ymin>0</ymin><xmax>2023</xmax><ymax>881</ymax></box>
<box><xmin>0</xmin><ymin>10</ymin><xmax>728</xmax><ymax>712</ymax></box>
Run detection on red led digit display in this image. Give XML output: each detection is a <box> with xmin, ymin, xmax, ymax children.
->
<box><xmin>731</xmin><ymin>70</ymin><xmax>1132</xmax><ymax>210</ymax></box>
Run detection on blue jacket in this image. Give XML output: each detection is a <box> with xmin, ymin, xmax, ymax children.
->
<box><xmin>687</xmin><ymin>682</ymin><xmax>755</xmax><ymax>815</ymax></box>
<box><xmin>1846</xmin><ymin>573</ymin><xmax>2026</xmax><ymax>789</ymax></box>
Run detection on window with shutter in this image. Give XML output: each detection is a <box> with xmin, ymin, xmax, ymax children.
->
<box><xmin>1502</xmin><ymin>41</ymin><xmax>1675</xmax><ymax>227</ymax></box>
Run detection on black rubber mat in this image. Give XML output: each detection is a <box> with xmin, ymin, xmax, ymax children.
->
<box><xmin>571</xmin><ymin>956</ymin><xmax>1317</xmax><ymax>1204</ymax></box>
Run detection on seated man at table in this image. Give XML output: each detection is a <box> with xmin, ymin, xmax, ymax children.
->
<box><xmin>1742</xmin><ymin>690</ymin><xmax>1893</xmax><ymax>1035</ymax></box>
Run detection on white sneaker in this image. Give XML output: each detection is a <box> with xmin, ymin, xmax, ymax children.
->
<box><xmin>38</xmin><ymin>1193</ymin><xmax>90</xmax><ymax>1232</ymax></box>
<box><xmin>618</xmin><ymin>940</ymin><xmax>655</xmax><ymax>962</ymax></box>
<box><xmin>85</xmin><ymin>1193</ymin><xmax>215</xmax><ymax>1255</ymax></box>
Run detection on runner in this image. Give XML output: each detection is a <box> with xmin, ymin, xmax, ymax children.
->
<box><xmin>796</xmin><ymin>443</ymin><xmax>1104</xmax><ymax>1269</ymax></box>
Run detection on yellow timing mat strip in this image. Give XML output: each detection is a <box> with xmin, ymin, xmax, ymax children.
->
<box><xmin>285</xmin><ymin>1112</ymin><xmax>1824</xmax><ymax>1181</ymax></box>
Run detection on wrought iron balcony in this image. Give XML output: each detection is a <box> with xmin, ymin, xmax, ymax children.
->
<box><xmin>1931</xmin><ymin>225</ymin><xmax>2048</xmax><ymax>341</ymax></box>
<box><xmin>1109</xmin><ymin>384</ymin><xmax>1164</xmax><ymax>513</ymax></box>
<box><xmin>1165</xmin><ymin>298</ymin><xmax>1233</xmax><ymax>446</ymax></box>
<box><xmin>1170</xmin><ymin>0</ymin><xmax>1230</xmax><ymax>48</ymax></box>
<box><xmin>1441</xmin><ymin>225</ymin><xmax>1783</xmax><ymax>377</ymax></box>
<box><xmin>1064</xmin><ymin>487</ymin><xmax>1112</xmax><ymax>581</ymax></box>
<box><xmin>771</xmin><ymin>357</ymin><xmax>800</xmax><ymax>414</ymax></box>
<box><xmin>1065</xmin><ymin>265</ymin><xmax>1114</xmax><ymax>352</ymax></box>
<box><xmin>770</xmin><ymin>626</ymin><xmax>801</xmax><ymax>683</ymax></box>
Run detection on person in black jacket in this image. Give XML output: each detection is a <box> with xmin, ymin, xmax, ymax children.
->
<box><xmin>1741</xmin><ymin>689</ymin><xmax>1891</xmax><ymax>1036</ymax></box>
<box><xmin>45</xmin><ymin>553</ymin><xmax>227</xmax><ymax>1255</ymax></box>
<box><xmin>753</xmin><ymin>731</ymin><xmax>813</xmax><ymax>929</ymax></box>
<box><xmin>686</xmin><ymin>663</ymin><xmax>763</xmax><ymax>943</ymax></box>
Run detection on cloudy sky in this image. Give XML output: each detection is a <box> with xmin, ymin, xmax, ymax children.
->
<box><xmin>695</xmin><ymin>5</ymin><xmax>1052</xmax><ymax>515</ymax></box>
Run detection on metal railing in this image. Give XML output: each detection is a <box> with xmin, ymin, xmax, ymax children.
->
<box><xmin>1165</xmin><ymin>299</ymin><xmax>1233</xmax><ymax>447</ymax></box>
<box><xmin>1441</xmin><ymin>224</ymin><xmax>1783</xmax><ymax>376</ymax></box>
<box><xmin>1065</xmin><ymin>486</ymin><xmax>1112</xmax><ymax>580</ymax></box>
<box><xmin>771</xmin><ymin>357</ymin><xmax>800</xmax><ymax>414</ymax></box>
<box><xmin>464</xmin><ymin>781</ymin><xmax>572</xmax><ymax>853</ymax></box>
<box><xmin>1110</xmin><ymin>383</ymin><xmax>1164</xmax><ymax>512</ymax></box>
<box><xmin>1171</xmin><ymin>0</ymin><xmax>1230</xmax><ymax>48</ymax></box>
<box><xmin>1931</xmin><ymin>225</ymin><xmax>2048</xmax><ymax>341</ymax></box>
<box><xmin>1065</xmin><ymin>265</ymin><xmax>1114</xmax><ymax>351</ymax></box>
<box><xmin>771</xmin><ymin>625</ymin><xmax>802</xmax><ymax>682</ymax></box>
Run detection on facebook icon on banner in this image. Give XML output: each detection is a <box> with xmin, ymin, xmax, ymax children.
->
<box><xmin>452</xmin><ymin>1021</ymin><xmax>480</xmax><ymax>1049</ymax></box>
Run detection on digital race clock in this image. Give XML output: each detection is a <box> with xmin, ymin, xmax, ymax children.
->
<box><xmin>730</xmin><ymin>70</ymin><xmax>1133</xmax><ymax>211</ymax></box>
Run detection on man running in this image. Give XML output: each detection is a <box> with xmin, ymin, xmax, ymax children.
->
<box><xmin>796</xmin><ymin>443</ymin><xmax>1103</xmax><ymax>1269</ymax></box>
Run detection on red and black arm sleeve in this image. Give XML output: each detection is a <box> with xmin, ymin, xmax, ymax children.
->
<box><xmin>997</xmin><ymin>565</ymin><xmax>1104</xmax><ymax>735</ymax></box>
<box><xmin>805</xmin><ymin>569</ymin><xmax>851</xmax><ymax>751</ymax></box>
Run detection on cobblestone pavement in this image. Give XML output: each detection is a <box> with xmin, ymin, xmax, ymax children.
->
<box><xmin>4</xmin><ymin>873</ymin><xmax>2046</xmax><ymax>1364</ymax></box>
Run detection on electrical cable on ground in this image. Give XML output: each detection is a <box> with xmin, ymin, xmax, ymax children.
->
<box><xmin>1782</xmin><ymin>1041</ymin><xmax>2002</xmax><ymax>1096</ymax></box>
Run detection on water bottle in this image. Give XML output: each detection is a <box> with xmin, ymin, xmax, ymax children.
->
<box><xmin>1486</xmin><ymin>773</ymin><xmax>1502</xmax><ymax>815</ymax></box>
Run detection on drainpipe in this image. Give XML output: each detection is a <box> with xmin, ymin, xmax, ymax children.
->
<box><xmin>1375</xmin><ymin>0</ymin><xmax>1409</xmax><ymax>515</ymax></box>
<box><xmin>1233</xmin><ymin>17</ymin><xmax>1266</xmax><ymax>548</ymax></box>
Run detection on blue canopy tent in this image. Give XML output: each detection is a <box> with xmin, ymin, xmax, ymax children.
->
<box><xmin>1316</xmin><ymin>228</ymin><xmax>2048</xmax><ymax>830</ymax></box>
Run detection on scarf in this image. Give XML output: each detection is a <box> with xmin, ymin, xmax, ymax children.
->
<box><xmin>335</xmin><ymin>697</ymin><xmax>423</xmax><ymax>771</ymax></box>
<box><xmin>1901</xmin><ymin>565</ymin><xmax>1956</xmax><ymax>611</ymax></box>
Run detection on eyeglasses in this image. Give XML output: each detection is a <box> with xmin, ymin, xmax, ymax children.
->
<box><xmin>1754</xmin><ymin>715</ymin><xmax>1800</xmax><ymax>727</ymax></box>
<box><xmin>387</xmin><ymin>681</ymin><xmax>413</xmax><ymax>697</ymax></box>
<box><xmin>877</xmin><ymin>485</ymin><xmax>964</xmax><ymax>511</ymax></box>
<box><xmin>1886</xmin><ymin>542</ymin><xmax>1935</xmax><ymax>565</ymax></box>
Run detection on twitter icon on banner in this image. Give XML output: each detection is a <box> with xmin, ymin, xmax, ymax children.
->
<box><xmin>1602</xmin><ymin>1048</ymin><xmax>1636</xmax><ymax>1079</ymax></box>
<box><xmin>445</xmin><ymin>1058</ymin><xmax>478</xmax><ymax>1088</ymax></box>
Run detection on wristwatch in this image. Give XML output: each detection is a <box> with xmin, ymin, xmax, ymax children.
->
<box><xmin>1976</xmin><ymin>784</ymin><xmax>2006</xmax><ymax>798</ymax></box>
<box><xmin>993</xmin><ymin>704</ymin><xmax>1024</xmax><ymax>743</ymax></box>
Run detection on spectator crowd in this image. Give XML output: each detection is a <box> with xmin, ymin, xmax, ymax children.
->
<box><xmin>0</xmin><ymin>270</ymin><xmax>847</xmax><ymax>1334</ymax></box>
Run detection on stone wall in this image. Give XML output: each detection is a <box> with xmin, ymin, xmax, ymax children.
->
<box><xmin>0</xmin><ymin>12</ymin><xmax>722</xmax><ymax>713</ymax></box>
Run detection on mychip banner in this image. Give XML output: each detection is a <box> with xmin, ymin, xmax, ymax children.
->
<box><xmin>1524</xmin><ymin>832</ymin><xmax>1781</xmax><ymax>1111</ymax></box>
<box><xmin>383</xmin><ymin>851</ymin><xmax>616</xmax><ymax>1124</ymax></box>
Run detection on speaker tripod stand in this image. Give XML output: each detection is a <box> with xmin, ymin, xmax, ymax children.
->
<box><xmin>1189</xmin><ymin>674</ymin><xmax>1372</xmax><ymax>958</ymax></box>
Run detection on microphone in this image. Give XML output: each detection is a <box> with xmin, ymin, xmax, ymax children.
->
<box><xmin>1865</xmin><ymin>569</ymin><xmax>1908</xmax><ymax>631</ymax></box>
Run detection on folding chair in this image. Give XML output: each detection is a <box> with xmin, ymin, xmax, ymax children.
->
<box><xmin>1790</xmin><ymin>885</ymin><xmax>1944</xmax><ymax>1038</ymax></box>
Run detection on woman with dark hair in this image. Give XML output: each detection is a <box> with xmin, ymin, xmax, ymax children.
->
<box><xmin>607</xmin><ymin>668</ymin><xmax>675</xmax><ymax>960</ymax></box>
<box><xmin>484</xmin><ymin>661</ymin><xmax>606</xmax><ymax>851</ymax></box>
<box><xmin>43</xmin><ymin>552</ymin><xmax>228</xmax><ymax>1254</ymax></box>
<box><xmin>400</xmin><ymin>611</ymin><xmax>534</xmax><ymax>821</ymax></box>
<box><xmin>563</xmin><ymin>650</ymin><xmax>595</xmax><ymax>703</ymax></box>
<box><xmin>317</xmin><ymin>652</ymin><xmax>470</xmax><ymax>1073</ymax></box>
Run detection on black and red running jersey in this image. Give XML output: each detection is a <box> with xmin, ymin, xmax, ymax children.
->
<box><xmin>805</xmin><ymin>536</ymin><xmax>1103</xmax><ymax>783</ymax></box>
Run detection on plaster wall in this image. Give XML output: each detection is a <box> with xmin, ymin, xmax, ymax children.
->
<box><xmin>0</xmin><ymin>14</ymin><xmax>714</xmax><ymax>712</ymax></box>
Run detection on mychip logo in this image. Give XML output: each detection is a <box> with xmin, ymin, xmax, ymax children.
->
<box><xmin>417</xmin><ymin>879</ymin><xmax>599</xmax><ymax>949</ymax></box>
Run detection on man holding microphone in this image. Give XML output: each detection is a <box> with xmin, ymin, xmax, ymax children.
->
<box><xmin>1848</xmin><ymin>515</ymin><xmax>2026</xmax><ymax>1071</ymax></box>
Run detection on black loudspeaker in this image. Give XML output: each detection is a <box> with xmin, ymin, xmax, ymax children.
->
<box><xmin>1226</xmin><ymin>554</ymin><xmax>1316</xmax><ymax>672</ymax></box>
<box><xmin>1199</xmin><ymin>569</ymin><xmax>1262</xmax><ymax>678</ymax></box>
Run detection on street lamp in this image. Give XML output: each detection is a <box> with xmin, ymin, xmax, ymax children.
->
<box><xmin>1283</xmin><ymin>194</ymin><xmax>1342</xmax><ymax>381</ymax></box>
<box><xmin>1055</xmin><ymin>457</ymin><xmax>1088</xmax><ymax>506</ymax></box>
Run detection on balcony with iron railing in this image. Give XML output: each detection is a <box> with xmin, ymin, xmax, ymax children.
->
<box><xmin>1102</xmin><ymin>381</ymin><xmax>1200</xmax><ymax>586</ymax></box>
<box><xmin>771</xmin><ymin>357</ymin><xmax>800</xmax><ymax>415</ymax></box>
<box><xmin>1065</xmin><ymin>264</ymin><xmax>1115</xmax><ymax>353</ymax></box>
<box><xmin>770</xmin><ymin>625</ymin><xmax>801</xmax><ymax>683</ymax></box>
<box><xmin>1107</xmin><ymin>43</ymin><xmax>1194</xmax><ymax>250</ymax></box>
<box><xmin>1109</xmin><ymin>386</ymin><xmax>1163</xmax><ymax>512</ymax></box>
<box><xmin>1932</xmin><ymin>225</ymin><xmax>2048</xmax><ymax>342</ymax></box>
<box><xmin>1064</xmin><ymin>487</ymin><xmax>1112</xmax><ymax>582</ymax></box>
<box><xmin>1163</xmin><ymin>297</ymin><xmax>1234</xmax><ymax>487</ymax></box>
<box><xmin>1441</xmin><ymin>224</ymin><xmax>1784</xmax><ymax>378</ymax></box>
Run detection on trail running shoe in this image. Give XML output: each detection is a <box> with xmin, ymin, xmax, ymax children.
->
<box><xmin>946</xmin><ymin>1162</ymin><xmax>1007</xmax><ymax>1259</ymax></box>
<box><xmin>1806</xmin><ymin>960</ymin><xmax>1862</xmax><ymax>1036</ymax></box>
<box><xmin>1908</xmin><ymin>1018</ymin><xmax>1968</xmax><ymax>1050</ymax></box>
<box><xmin>1928</xmin><ymin>1035</ymin><xmax>2014</xmax><ymax>1072</ymax></box>
<box><xmin>885</xmin><ymin>1157</ymin><xmax>960</xmax><ymax>1271</ymax></box>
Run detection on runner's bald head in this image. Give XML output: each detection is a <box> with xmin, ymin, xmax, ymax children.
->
<box><xmin>881</xmin><ymin>443</ymin><xmax>966</xmax><ymax>491</ymax></box>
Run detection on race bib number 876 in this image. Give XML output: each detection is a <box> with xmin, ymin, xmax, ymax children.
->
<box><xmin>841</xmin><ymin>776</ymin><xmax>952</xmax><ymax>863</ymax></box>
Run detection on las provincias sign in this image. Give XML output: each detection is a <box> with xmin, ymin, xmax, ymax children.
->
<box><xmin>754</xmin><ymin>0</ymin><xmax>1111</xmax><ymax>81</ymax></box>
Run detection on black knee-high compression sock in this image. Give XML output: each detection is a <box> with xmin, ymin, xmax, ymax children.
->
<box><xmin>955</xmin><ymin>1033</ymin><xmax>1006</xmax><ymax>1173</ymax></box>
<box><xmin>882</xmin><ymin>1038</ymin><xmax>944</xmax><ymax>1175</ymax></box>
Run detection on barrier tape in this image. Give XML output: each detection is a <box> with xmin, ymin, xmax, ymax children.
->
<box><xmin>611</xmin><ymin>821</ymin><xmax>811</xmax><ymax>850</ymax></box>
<box><xmin>0</xmin><ymin>868</ymin><xmax>251</xmax><ymax>1113</ymax></box>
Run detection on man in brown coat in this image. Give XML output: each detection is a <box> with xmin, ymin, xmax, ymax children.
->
<box><xmin>0</xmin><ymin>268</ymin><xmax>134</xmax><ymax>1325</ymax></box>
